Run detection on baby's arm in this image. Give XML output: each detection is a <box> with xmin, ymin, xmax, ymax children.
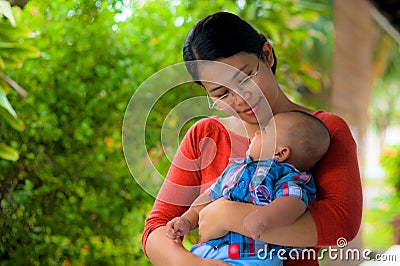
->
<box><xmin>166</xmin><ymin>192</ymin><xmax>212</xmax><ymax>241</ymax></box>
<box><xmin>243</xmin><ymin>196</ymin><xmax>306</xmax><ymax>240</ymax></box>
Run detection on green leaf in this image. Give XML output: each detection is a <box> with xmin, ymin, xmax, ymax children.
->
<box><xmin>0</xmin><ymin>86</ymin><xmax>24</xmax><ymax>131</ymax></box>
<box><xmin>0</xmin><ymin>55</ymin><xmax>21</xmax><ymax>69</ymax></box>
<box><xmin>0</xmin><ymin>142</ymin><xmax>19</xmax><ymax>161</ymax></box>
<box><xmin>0</xmin><ymin>86</ymin><xmax>17</xmax><ymax>117</ymax></box>
<box><xmin>0</xmin><ymin>55</ymin><xmax>4</xmax><ymax>70</ymax></box>
<box><xmin>0</xmin><ymin>74</ymin><xmax>27</xmax><ymax>98</ymax></box>
<box><xmin>0</xmin><ymin>42</ymin><xmax>14</xmax><ymax>48</ymax></box>
<box><xmin>0</xmin><ymin>106</ymin><xmax>24</xmax><ymax>131</ymax></box>
<box><xmin>0</xmin><ymin>22</ymin><xmax>33</xmax><ymax>41</ymax></box>
<box><xmin>0</xmin><ymin>0</ymin><xmax>15</xmax><ymax>26</ymax></box>
<box><xmin>0</xmin><ymin>42</ymin><xmax>40</xmax><ymax>58</ymax></box>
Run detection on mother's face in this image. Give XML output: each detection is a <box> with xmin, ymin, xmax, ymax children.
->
<box><xmin>198</xmin><ymin>51</ymin><xmax>279</xmax><ymax>126</ymax></box>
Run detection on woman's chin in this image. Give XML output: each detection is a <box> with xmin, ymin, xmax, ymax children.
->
<box><xmin>248</xmin><ymin>99</ymin><xmax>272</xmax><ymax>124</ymax></box>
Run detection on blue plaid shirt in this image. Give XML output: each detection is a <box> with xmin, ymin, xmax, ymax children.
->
<box><xmin>204</xmin><ymin>156</ymin><xmax>316</xmax><ymax>258</ymax></box>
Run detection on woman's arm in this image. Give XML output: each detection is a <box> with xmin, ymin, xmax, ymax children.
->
<box><xmin>146</xmin><ymin>226</ymin><xmax>230</xmax><ymax>266</ymax></box>
<box><xmin>243</xmin><ymin>197</ymin><xmax>307</xmax><ymax>240</ymax></box>
<box><xmin>146</xmin><ymin>226</ymin><xmax>198</xmax><ymax>265</ymax></box>
<box><xmin>198</xmin><ymin>198</ymin><xmax>317</xmax><ymax>246</ymax></box>
<box><xmin>142</xmin><ymin>118</ymin><xmax>237</xmax><ymax>265</ymax></box>
<box><xmin>306</xmin><ymin>114</ymin><xmax>362</xmax><ymax>245</ymax></box>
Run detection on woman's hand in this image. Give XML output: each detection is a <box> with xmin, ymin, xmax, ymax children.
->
<box><xmin>198</xmin><ymin>197</ymin><xmax>230</xmax><ymax>242</ymax></box>
<box><xmin>243</xmin><ymin>210</ymin><xmax>266</xmax><ymax>240</ymax></box>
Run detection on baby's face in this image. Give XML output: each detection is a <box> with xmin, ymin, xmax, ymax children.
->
<box><xmin>248</xmin><ymin>114</ymin><xmax>296</xmax><ymax>161</ymax></box>
<box><xmin>248</xmin><ymin>118</ymin><xmax>277</xmax><ymax>161</ymax></box>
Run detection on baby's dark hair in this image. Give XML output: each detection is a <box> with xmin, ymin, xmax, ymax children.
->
<box><xmin>183</xmin><ymin>12</ymin><xmax>277</xmax><ymax>85</ymax></box>
<box><xmin>283</xmin><ymin>110</ymin><xmax>331</xmax><ymax>172</ymax></box>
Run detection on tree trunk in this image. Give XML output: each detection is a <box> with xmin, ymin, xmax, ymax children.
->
<box><xmin>8</xmin><ymin>0</ymin><xmax>29</xmax><ymax>9</ymax></box>
<box><xmin>328</xmin><ymin>0</ymin><xmax>374</xmax><ymax>265</ymax></box>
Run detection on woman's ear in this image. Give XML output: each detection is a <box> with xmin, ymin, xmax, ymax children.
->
<box><xmin>261</xmin><ymin>42</ymin><xmax>275</xmax><ymax>68</ymax></box>
<box><xmin>273</xmin><ymin>146</ymin><xmax>291</xmax><ymax>163</ymax></box>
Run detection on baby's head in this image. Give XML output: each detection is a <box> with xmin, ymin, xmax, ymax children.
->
<box><xmin>248</xmin><ymin>111</ymin><xmax>330</xmax><ymax>172</ymax></box>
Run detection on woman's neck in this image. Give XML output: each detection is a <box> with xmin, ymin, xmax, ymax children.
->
<box><xmin>272</xmin><ymin>91</ymin><xmax>315</xmax><ymax>116</ymax></box>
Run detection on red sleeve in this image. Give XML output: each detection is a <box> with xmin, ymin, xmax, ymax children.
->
<box><xmin>310</xmin><ymin>111</ymin><xmax>363</xmax><ymax>246</ymax></box>
<box><xmin>141</xmin><ymin>117</ymin><xmax>248</xmax><ymax>256</ymax></box>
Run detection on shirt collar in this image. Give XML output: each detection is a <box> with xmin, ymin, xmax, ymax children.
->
<box><xmin>230</xmin><ymin>156</ymin><xmax>276</xmax><ymax>166</ymax></box>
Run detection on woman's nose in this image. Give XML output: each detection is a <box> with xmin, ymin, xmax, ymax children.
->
<box><xmin>233</xmin><ymin>91</ymin><xmax>250</xmax><ymax>105</ymax></box>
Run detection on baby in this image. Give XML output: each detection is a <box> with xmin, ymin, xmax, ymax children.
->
<box><xmin>166</xmin><ymin>110</ymin><xmax>330</xmax><ymax>265</ymax></box>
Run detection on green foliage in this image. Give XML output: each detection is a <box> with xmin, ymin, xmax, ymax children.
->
<box><xmin>237</xmin><ymin>0</ymin><xmax>331</xmax><ymax>98</ymax></box>
<box><xmin>364</xmin><ymin>145</ymin><xmax>400</xmax><ymax>250</ymax></box>
<box><xmin>0</xmin><ymin>0</ymin><xmax>15</xmax><ymax>25</ymax></box>
<box><xmin>0</xmin><ymin>2</ymin><xmax>38</xmax><ymax>161</ymax></box>
<box><xmin>369</xmin><ymin>44</ymin><xmax>400</xmax><ymax>132</ymax></box>
<box><xmin>380</xmin><ymin>146</ymin><xmax>400</xmax><ymax>213</ymax></box>
<box><xmin>0</xmin><ymin>0</ymin><xmax>333</xmax><ymax>264</ymax></box>
<box><xmin>363</xmin><ymin>208</ymin><xmax>395</xmax><ymax>251</ymax></box>
<box><xmin>1</xmin><ymin>0</ymin><xmax>151</xmax><ymax>264</ymax></box>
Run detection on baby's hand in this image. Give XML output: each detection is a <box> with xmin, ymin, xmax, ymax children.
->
<box><xmin>243</xmin><ymin>210</ymin><xmax>266</xmax><ymax>240</ymax></box>
<box><xmin>166</xmin><ymin>217</ymin><xmax>191</xmax><ymax>241</ymax></box>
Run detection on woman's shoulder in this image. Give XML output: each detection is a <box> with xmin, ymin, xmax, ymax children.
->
<box><xmin>313</xmin><ymin>110</ymin><xmax>351</xmax><ymax>133</ymax></box>
<box><xmin>190</xmin><ymin>116</ymin><xmax>225</xmax><ymax>132</ymax></box>
<box><xmin>185</xmin><ymin>116</ymin><xmax>230</xmax><ymax>140</ymax></box>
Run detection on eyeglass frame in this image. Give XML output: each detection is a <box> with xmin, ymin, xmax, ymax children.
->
<box><xmin>206</xmin><ymin>52</ymin><xmax>263</xmax><ymax>110</ymax></box>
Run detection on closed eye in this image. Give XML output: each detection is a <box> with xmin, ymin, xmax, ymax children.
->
<box><xmin>214</xmin><ymin>89</ymin><xmax>230</xmax><ymax>98</ymax></box>
<box><xmin>239</xmin><ymin>73</ymin><xmax>252</xmax><ymax>85</ymax></box>
<box><xmin>238</xmin><ymin>72</ymin><xmax>257</xmax><ymax>88</ymax></box>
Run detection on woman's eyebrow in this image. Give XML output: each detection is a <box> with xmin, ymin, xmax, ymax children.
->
<box><xmin>209</xmin><ymin>64</ymin><xmax>248</xmax><ymax>92</ymax></box>
<box><xmin>231</xmin><ymin>64</ymin><xmax>248</xmax><ymax>80</ymax></box>
<box><xmin>209</xmin><ymin>85</ymin><xmax>223</xmax><ymax>92</ymax></box>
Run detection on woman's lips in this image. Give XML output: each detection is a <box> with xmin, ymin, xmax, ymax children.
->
<box><xmin>243</xmin><ymin>108</ymin><xmax>254</xmax><ymax>115</ymax></box>
<box><xmin>241</xmin><ymin>98</ymin><xmax>261</xmax><ymax>115</ymax></box>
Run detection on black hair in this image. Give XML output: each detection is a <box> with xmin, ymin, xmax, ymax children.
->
<box><xmin>288</xmin><ymin>110</ymin><xmax>330</xmax><ymax>137</ymax></box>
<box><xmin>183</xmin><ymin>12</ymin><xmax>277</xmax><ymax>84</ymax></box>
<box><xmin>285</xmin><ymin>110</ymin><xmax>331</xmax><ymax>171</ymax></box>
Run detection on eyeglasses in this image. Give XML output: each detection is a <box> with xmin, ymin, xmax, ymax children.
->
<box><xmin>207</xmin><ymin>53</ymin><xmax>262</xmax><ymax>110</ymax></box>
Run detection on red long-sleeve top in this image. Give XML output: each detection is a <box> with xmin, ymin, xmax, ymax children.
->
<box><xmin>142</xmin><ymin>110</ymin><xmax>363</xmax><ymax>265</ymax></box>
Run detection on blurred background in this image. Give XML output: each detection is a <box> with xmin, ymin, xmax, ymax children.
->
<box><xmin>0</xmin><ymin>0</ymin><xmax>399</xmax><ymax>265</ymax></box>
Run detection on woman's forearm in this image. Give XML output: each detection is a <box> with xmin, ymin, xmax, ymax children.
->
<box><xmin>146</xmin><ymin>226</ymin><xmax>231</xmax><ymax>266</ymax></box>
<box><xmin>146</xmin><ymin>226</ymin><xmax>195</xmax><ymax>266</ymax></box>
<box><xmin>260</xmin><ymin>210</ymin><xmax>317</xmax><ymax>246</ymax></box>
<box><xmin>223</xmin><ymin>200</ymin><xmax>317</xmax><ymax>246</ymax></box>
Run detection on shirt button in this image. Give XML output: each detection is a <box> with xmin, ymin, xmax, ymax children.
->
<box><xmin>239</xmin><ymin>181</ymin><xmax>245</xmax><ymax>188</ymax></box>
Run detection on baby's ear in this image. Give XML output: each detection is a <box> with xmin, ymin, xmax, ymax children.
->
<box><xmin>273</xmin><ymin>146</ymin><xmax>291</xmax><ymax>163</ymax></box>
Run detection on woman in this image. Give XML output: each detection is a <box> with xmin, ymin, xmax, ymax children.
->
<box><xmin>142</xmin><ymin>12</ymin><xmax>362</xmax><ymax>266</ymax></box>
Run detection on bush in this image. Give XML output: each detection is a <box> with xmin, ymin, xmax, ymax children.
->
<box><xmin>380</xmin><ymin>145</ymin><xmax>400</xmax><ymax>235</ymax></box>
<box><xmin>0</xmin><ymin>1</ymin><xmax>152</xmax><ymax>264</ymax></box>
